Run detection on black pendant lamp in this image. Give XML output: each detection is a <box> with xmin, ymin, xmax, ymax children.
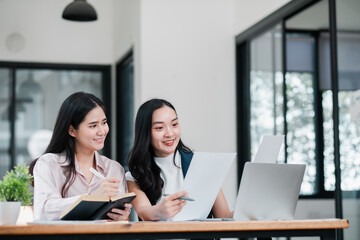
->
<box><xmin>62</xmin><ymin>0</ymin><xmax>97</xmax><ymax>22</ymax></box>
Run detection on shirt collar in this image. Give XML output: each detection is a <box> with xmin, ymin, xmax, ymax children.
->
<box><xmin>58</xmin><ymin>151</ymin><xmax>105</xmax><ymax>173</ymax></box>
<box><xmin>93</xmin><ymin>151</ymin><xmax>106</xmax><ymax>173</ymax></box>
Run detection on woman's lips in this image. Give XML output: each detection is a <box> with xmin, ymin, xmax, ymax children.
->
<box><xmin>163</xmin><ymin>139</ymin><xmax>175</xmax><ymax>146</ymax></box>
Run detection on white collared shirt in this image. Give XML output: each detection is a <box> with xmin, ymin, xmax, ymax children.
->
<box><xmin>33</xmin><ymin>151</ymin><xmax>127</xmax><ymax>220</ymax></box>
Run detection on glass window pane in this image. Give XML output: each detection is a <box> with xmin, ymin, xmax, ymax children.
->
<box><xmin>285</xmin><ymin>72</ymin><xmax>316</xmax><ymax>195</ymax></box>
<box><xmin>250</xmin><ymin>24</ymin><xmax>284</xmax><ymax>162</ymax></box>
<box><xmin>285</xmin><ymin>0</ymin><xmax>330</xmax><ymax>197</ymax></box>
<box><xmin>0</xmin><ymin>68</ymin><xmax>11</xmax><ymax>178</ymax></box>
<box><xmin>285</xmin><ymin>32</ymin><xmax>317</xmax><ymax>195</ymax></box>
<box><xmin>322</xmin><ymin>90</ymin><xmax>335</xmax><ymax>191</ymax></box>
<box><xmin>337</xmin><ymin>0</ymin><xmax>360</xmax><ymax>239</ymax></box>
<box><xmin>338</xmin><ymin>91</ymin><xmax>360</xmax><ymax>191</ymax></box>
<box><xmin>14</xmin><ymin>69</ymin><xmax>103</xmax><ymax>165</ymax></box>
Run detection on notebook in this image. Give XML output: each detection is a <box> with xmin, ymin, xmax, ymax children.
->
<box><xmin>253</xmin><ymin>135</ymin><xmax>284</xmax><ymax>163</ymax></box>
<box><xmin>233</xmin><ymin>162</ymin><xmax>305</xmax><ymax>221</ymax></box>
<box><xmin>171</xmin><ymin>152</ymin><xmax>236</xmax><ymax>221</ymax></box>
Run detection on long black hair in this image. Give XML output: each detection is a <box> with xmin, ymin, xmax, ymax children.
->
<box><xmin>29</xmin><ymin>92</ymin><xmax>106</xmax><ymax>197</ymax></box>
<box><xmin>128</xmin><ymin>99</ymin><xmax>192</xmax><ymax>205</ymax></box>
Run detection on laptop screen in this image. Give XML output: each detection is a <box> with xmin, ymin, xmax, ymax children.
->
<box><xmin>233</xmin><ymin>162</ymin><xmax>305</xmax><ymax>221</ymax></box>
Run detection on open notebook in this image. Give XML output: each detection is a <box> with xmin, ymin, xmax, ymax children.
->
<box><xmin>233</xmin><ymin>162</ymin><xmax>305</xmax><ymax>221</ymax></box>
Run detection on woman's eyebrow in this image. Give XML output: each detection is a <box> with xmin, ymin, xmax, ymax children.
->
<box><xmin>88</xmin><ymin>118</ymin><xmax>106</xmax><ymax>125</ymax></box>
<box><xmin>152</xmin><ymin>121</ymin><xmax>164</xmax><ymax>126</ymax></box>
<box><xmin>152</xmin><ymin>117</ymin><xmax>178</xmax><ymax>126</ymax></box>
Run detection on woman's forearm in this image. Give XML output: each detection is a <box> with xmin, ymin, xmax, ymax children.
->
<box><xmin>136</xmin><ymin>204</ymin><xmax>162</xmax><ymax>221</ymax></box>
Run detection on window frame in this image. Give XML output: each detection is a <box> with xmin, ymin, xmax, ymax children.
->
<box><xmin>116</xmin><ymin>49</ymin><xmax>134</xmax><ymax>170</ymax></box>
<box><xmin>236</xmin><ymin>3</ymin><xmax>344</xmax><ymax>239</ymax></box>
<box><xmin>0</xmin><ymin>61</ymin><xmax>112</xmax><ymax>170</ymax></box>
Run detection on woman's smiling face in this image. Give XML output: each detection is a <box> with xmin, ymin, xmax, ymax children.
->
<box><xmin>151</xmin><ymin>106</ymin><xmax>181</xmax><ymax>157</ymax></box>
<box><xmin>69</xmin><ymin>105</ymin><xmax>109</xmax><ymax>155</ymax></box>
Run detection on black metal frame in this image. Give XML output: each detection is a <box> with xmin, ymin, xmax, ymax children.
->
<box><xmin>235</xmin><ymin>0</ymin><xmax>344</xmax><ymax>238</ymax></box>
<box><xmin>235</xmin><ymin>41</ymin><xmax>251</xmax><ymax>185</ymax></box>
<box><xmin>236</xmin><ymin>0</ymin><xmax>319</xmax><ymax>44</ymax></box>
<box><xmin>0</xmin><ymin>61</ymin><xmax>112</xmax><ymax>169</ymax></box>
<box><xmin>282</xmin><ymin>29</ymin><xmax>335</xmax><ymax>199</ymax></box>
<box><xmin>328</xmin><ymin>0</ymin><xmax>343</xmax><ymax>239</ymax></box>
<box><xmin>235</xmin><ymin>0</ymin><xmax>323</xmax><ymax>187</ymax></box>
<box><xmin>115</xmin><ymin>49</ymin><xmax>134</xmax><ymax>168</ymax></box>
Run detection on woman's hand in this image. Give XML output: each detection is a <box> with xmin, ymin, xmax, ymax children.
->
<box><xmin>94</xmin><ymin>177</ymin><xmax>121</xmax><ymax>197</ymax></box>
<box><xmin>107</xmin><ymin>203</ymin><xmax>132</xmax><ymax>221</ymax></box>
<box><xmin>155</xmin><ymin>190</ymin><xmax>188</xmax><ymax>219</ymax></box>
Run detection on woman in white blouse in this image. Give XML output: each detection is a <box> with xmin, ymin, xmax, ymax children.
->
<box><xmin>30</xmin><ymin>92</ymin><xmax>131</xmax><ymax>221</ymax></box>
<box><xmin>126</xmin><ymin>99</ymin><xmax>233</xmax><ymax>221</ymax></box>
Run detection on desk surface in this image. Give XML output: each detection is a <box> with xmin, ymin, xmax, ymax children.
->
<box><xmin>0</xmin><ymin>219</ymin><xmax>349</xmax><ymax>235</ymax></box>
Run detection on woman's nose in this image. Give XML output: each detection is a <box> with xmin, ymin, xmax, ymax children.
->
<box><xmin>164</xmin><ymin>126</ymin><xmax>174</xmax><ymax>136</ymax></box>
<box><xmin>97</xmin><ymin>125</ymin><xmax>106</xmax><ymax>135</ymax></box>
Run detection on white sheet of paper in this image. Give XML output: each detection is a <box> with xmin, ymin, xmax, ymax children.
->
<box><xmin>252</xmin><ymin>135</ymin><xmax>284</xmax><ymax>163</ymax></box>
<box><xmin>171</xmin><ymin>152</ymin><xmax>236</xmax><ymax>221</ymax></box>
<box><xmin>350</xmin><ymin>90</ymin><xmax>360</xmax><ymax>123</ymax></box>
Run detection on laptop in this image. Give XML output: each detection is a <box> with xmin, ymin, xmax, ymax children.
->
<box><xmin>253</xmin><ymin>135</ymin><xmax>284</xmax><ymax>163</ymax></box>
<box><xmin>233</xmin><ymin>162</ymin><xmax>305</xmax><ymax>221</ymax></box>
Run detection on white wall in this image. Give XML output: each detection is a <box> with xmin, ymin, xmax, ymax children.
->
<box><xmin>113</xmin><ymin>0</ymin><xmax>140</xmax><ymax>62</ymax></box>
<box><xmin>0</xmin><ymin>0</ymin><xmax>113</xmax><ymax>64</ymax></box>
<box><xmin>138</xmin><ymin>0</ymin><xmax>237</xmax><ymax>206</ymax></box>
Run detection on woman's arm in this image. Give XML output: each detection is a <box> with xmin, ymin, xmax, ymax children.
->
<box><xmin>127</xmin><ymin>181</ymin><xmax>187</xmax><ymax>221</ymax></box>
<box><xmin>95</xmin><ymin>160</ymin><xmax>131</xmax><ymax>221</ymax></box>
<box><xmin>33</xmin><ymin>159</ymin><xmax>81</xmax><ymax>220</ymax></box>
<box><xmin>34</xmin><ymin>156</ymin><xmax>130</xmax><ymax>221</ymax></box>
<box><xmin>211</xmin><ymin>188</ymin><xmax>234</xmax><ymax>218</ymax></box>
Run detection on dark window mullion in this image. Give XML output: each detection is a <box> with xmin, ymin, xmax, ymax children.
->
<box><xmin>236</xmin><ymin>41</ymin><xmax>251</xmax><ymax>187</ymax></box>
<box><xmin>313</xmin><ymin>31</ymin><xmax>326</xmax><ymax>196</ymax></box>
<box><xmin>328</xmin><ymin>2</ymin><xmax>343</xmax><ymax>239</ymax></box>
<box><xmin>271</xmin><ymin>30</ymin><xmax>277</xmax><ymax>135</ymax></box>
<box><xmin>101</xmin><ymin>66</ymin><xmax>112</xmax><ymax>158</ymax></box>
<box><xmin>9</xmin><ymin>69</ymin><xmax>16</xmax><ymax>169</ymax></box>
<box><xmin>282</xmin><ymin>20</ymin><xmax>288</xmax><ymax>163</ymax></box>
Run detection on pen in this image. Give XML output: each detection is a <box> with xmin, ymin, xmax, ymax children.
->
<box><xmin>90</xmin><ymin>167</ymin><xmax>106</xmax><ymax>179</ymax></box>
<box><xmin>90</xmin><ymin>167</ymin><xmax>122</xmax><ymax>197</ymax></box>
<box><xmin>162</xmin><ymin>194</ymin><xmax>195</xmax><ymax>201</ymax></box>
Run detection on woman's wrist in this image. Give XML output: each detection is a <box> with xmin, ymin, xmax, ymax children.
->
<box><xmin>151</xmin><ymin>204</ymin><xmax>162</xmax><ymax>221</ymax></box>
<box><xmin>137</xmin><ymin>205</ymin><xmax>161</xmax><ymax>221</ymax></box>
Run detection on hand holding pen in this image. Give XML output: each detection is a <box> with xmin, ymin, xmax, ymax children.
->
<box><xmin>90</xmin><ymin>168</ymin><xmax>131</xmax><ymax>221</ymax></box>
<box><xmin>154</xmin><ymin>190</ymin><xmax>190</xmax><ymax>219</ymax></box>
<box><xmin>163</xmin><ymin>193</ymin><xmax>194</xmax><ymax>201</ymax></box>
<box><xmin>90</xmin><ymin>167</ymin><xmax>120</xmax><ymax>197</ymax></box>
